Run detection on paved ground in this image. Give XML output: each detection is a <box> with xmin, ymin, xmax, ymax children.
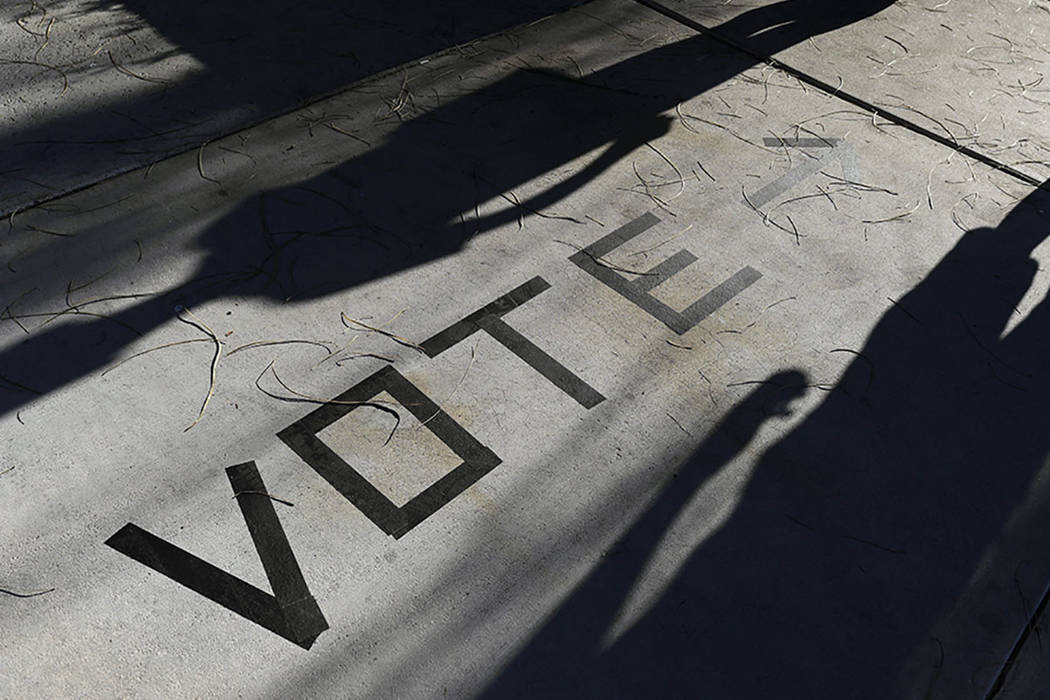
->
<box><xmin>2</xmin><ymin>1</ymin><xmax>1050</xmax><ymax>697</ymax></box>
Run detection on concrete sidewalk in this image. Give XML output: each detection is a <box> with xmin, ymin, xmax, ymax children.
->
<box><xmin>0</xmin><ymin>0</ymin><xmax>587</xmax><ymax>215</ymax></box>
<box><xmin>2</xmin><ymin>1</ymin><xmax>1050</xmax><ymax>697</ymax></box>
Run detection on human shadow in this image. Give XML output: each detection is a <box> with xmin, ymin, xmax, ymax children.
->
<box><xmin>480</xmin><ymin>184</ymin><xmax>1050</xmax><ymax>698</ymax></box>
<box><xmin>0</xmin><ymin>0</ymin><xmax>585</xmax><ymax>212</ymax></box>
<box><xmin>0</xmin><ymin>0</ymin><xmax>895</xmax><ymax>418</ymax></box>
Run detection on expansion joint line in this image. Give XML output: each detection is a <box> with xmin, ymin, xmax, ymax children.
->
<box><xmin>633</xmin><ymin>0</ymin><xmax>1050</xmax><ymax>194</ymax></box>
<box><xmin>984</xmin><ymin>577</ymin><xmax>1050</xmax><ymax>698</ymax></box>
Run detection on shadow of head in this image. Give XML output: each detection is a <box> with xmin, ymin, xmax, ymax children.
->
<box><xmin>719</xmin><ymin>370</ymin><xmax>810</xmax><ymax>448</ymax></box>
<box><xmin>753</xmin><ymin>369</ymin><xmax>809</xmax><ymax>416</ymax></box>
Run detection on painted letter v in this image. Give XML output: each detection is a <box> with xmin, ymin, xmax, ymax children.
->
<box><xmin>106</xmin><ymin>461</ymin><xmax>328</xmax><ymax>649</ymax></box>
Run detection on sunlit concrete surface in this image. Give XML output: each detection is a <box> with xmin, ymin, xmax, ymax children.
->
<box><xmin>649</xmin><ymin>0</ymin><xmax>1050</xmax><ymax>183</ymax></box>
<box><xmin>2</xmin><ymin>0</ymin><xmax>1050</xmax><ymax>697</ymax></box>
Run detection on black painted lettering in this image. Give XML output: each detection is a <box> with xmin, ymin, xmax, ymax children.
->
<box><xmin>420</xmin><ymin>276</ymin><xmax>604</xmax><ymax>408</ymax></box>
<box><xmin>105</xmin><ymin>462</ymin><xmax>328</xmax><ymax>649</ymax></box>
<box><xmin>568</xmin><ymin>212</ymin><xmax>761</xmax><ymax>335</ymax></box>
<box><xmin>277</xmin><ymin>366</ymin><xmax>501</xmax><ymax>538</ymax></box>
<box><xmin>751</xmin><ymin>138</ymin><xmax>858</xmax><ymax>208</ymax></box>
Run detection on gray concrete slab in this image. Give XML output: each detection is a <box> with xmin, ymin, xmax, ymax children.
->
<box><xmin>643</xmin><ymin>0</ymin><xmax>1050</xmax><ymax>184</ymax></box>
<box><xmin>0</xmin><ymin>0</ymin><xmax>585</xmax><ymax>216</ymax></box>
<box><xmin>2</xmin><ymin>0</ymin><xmax>1050</xmax><ymax>697</ymax></box>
